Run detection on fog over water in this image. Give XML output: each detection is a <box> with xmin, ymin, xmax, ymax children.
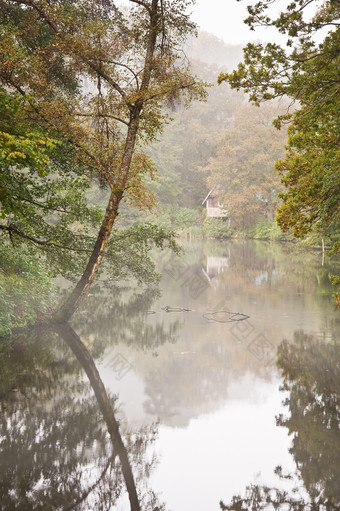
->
<box><xmin>1</xmin><ymin>240</ymin><xmax>338</xmax><ymax>510</ymax></box>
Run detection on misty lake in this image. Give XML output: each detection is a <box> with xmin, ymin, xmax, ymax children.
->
<box><xmin>1</xmin><ymin>239</ymin><xmax>339</xmax><ymax>510</ymax></box>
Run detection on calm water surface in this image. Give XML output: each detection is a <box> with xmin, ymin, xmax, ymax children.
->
<box><xmin>1</xmin><ymin>240</ymin><xmax>339</xmax><ymax>510</ymax></box>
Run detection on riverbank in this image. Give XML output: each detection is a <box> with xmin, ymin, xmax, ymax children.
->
<box><xmin>1</xmin><ymin>218</ymin><xmax>339</xmax><ymax>338</ymax></box>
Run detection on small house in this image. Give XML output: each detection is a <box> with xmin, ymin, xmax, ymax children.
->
<box><xmin>202</xmin><ymin>186</ymin><xmax>228</xmax><ymax>218</ymax></box>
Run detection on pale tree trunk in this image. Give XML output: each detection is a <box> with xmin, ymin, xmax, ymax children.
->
<box><xmin>322</xmin><ymin>237</ymin><xmax>325</xmax><ymax>266</ymax></box>
<box><xmin>52</xmin><ymin>0</ymin><xmax>159</xmax><ymax>323</ymax></box>
<box><xmin>52</xmin><ymin>188</ymin><xmax>122</xmax><ymax>322</ymax></box>
<box><xmin>56</xmin><ymin>322</ymin><xmax>140</xmax><ymax>511</ymax></box>
<box><xmin>52</xmin><ymin>113</ymin><xmax>140</xmax><ymax>322</ymax></box>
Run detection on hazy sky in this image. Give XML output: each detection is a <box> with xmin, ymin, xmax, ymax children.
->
<box><xmin>190</xmin><ymin>0</ymin><xmax>264</xmax><ymax>45</ymax></box>
<box><xmin>119</xmin><ymin>0</ymin><xmax>285</xmax><ymax>46</ymax></box>
<box><xmin>120</xmin><ymin>1</ymin><xmax>325</xmax><ymax>46</ymax></box>
<box><xmin>189</xmin><ymin>0</ymin><xmax>325</xmax><ymax>45</ymax></box>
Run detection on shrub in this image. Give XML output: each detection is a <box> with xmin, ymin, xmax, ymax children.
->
<box><xmin>0</xmin><ymin>247</ymin><xmax>55</xmax><ymax>337</ymax></box>
<box><xmin>203</xmin><ymin>217</ymin><xmax>232</xmax><ymax>238</ymax></box>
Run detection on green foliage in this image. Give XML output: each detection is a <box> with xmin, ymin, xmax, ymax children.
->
<box><xmin>118</xmin><ymin>202</ymin><xmax>204</xmax><ymax>237</ymax></box>
<box><xmin>0</xmin><ymin>160</ymin><xmax>103</xmax><ymax>281</ymax></box>
<box><xmin>247</xmin><ymin>219</ymin><xmax>272</xmax><ymax>239</ymax></box>
<box><xmin>275</xmin><ymin>94</ymin><xmax>340</xmax><ymax>241</ymax></box>
<box><xmin>247</xmin><ymin>219</ymin><xmax>294</xmax><ymax>241</ymax></box>
<box><xmin>0</xmin><ymin>246</ymin><xmax>54</xmax><ymax>336</ymax></box>
<box><xmin>0</xmin><ymin>90</ymin><xmax>58</xmax><ymax>173</ymax></box>
<box><xmin>0</xmin><ymin>221</ymin><xmax>181</xmax><ymax>336</ymax></box>
<box><xmin>103</xmin><ymin>223</ymin><xmax>181</xmax><ymax>285</ymax></box>
<box><xmin>329</xmin><ymin>274</ymin><xmax>340</xmax><ymax>309</ymax></box>
<box><xmin>0</xmin><ymin>0</ymin><xmax>206</xmax><ymax>321</ymax></box>
<box><xmin>173</xmin><ymin>207</ymin><xmax>202</xmax><ymax>232</ymax></box>
<box><xmin>0</xmin><ymin>87</ymin><xmax>104</xmax><ymax>279</ymax></box>
<box><xmin>219</xmin><ymin>0</ymin><xmax>340</xmax><ymax>248</ymax></box>
<box><xmin>203</xmin><ymin>217</ymin><xmax>231</xmax><ymax>239</ymax></box>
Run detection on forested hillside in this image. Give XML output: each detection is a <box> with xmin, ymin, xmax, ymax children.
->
<box><xmin>118</xmin><ymin>31</ymin><xmax>293</xmax><ymax>241</ymax></box>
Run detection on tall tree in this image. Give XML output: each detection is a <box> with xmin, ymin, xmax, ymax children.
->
<box><xmin>204</xmin><ymin>102</ymin><xmax>287</xmax><ymax>227</ymax></box>
<box><xmin>219</xmin><ymin>0</ymin><xmax>340</xmax><ymax>245</ymax></box>
<box><xmin>0</xmin><ymin>0</ymin><xmax>204</xmax><ymax>322</ymax></box>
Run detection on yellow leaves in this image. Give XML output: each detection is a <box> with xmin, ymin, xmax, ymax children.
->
<box><xmin>8</xmin><ymin>151</ymin><xmax>26</xmax><ymax>160</ymax></box>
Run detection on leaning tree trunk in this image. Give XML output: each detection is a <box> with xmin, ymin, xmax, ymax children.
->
<box><xmin>52</xmin><ymin>113</ymin><xmax>140</xmax><ymax>323</ymax></box>
<box><xmin>52</xmin><ymin>189</ymin><xmax>121</xmax><ymax>322</ymax></box>
<box><xmin>52</xmin><ymin>0</ymin><xmax>159</xmax><ymax>323</ymax></box>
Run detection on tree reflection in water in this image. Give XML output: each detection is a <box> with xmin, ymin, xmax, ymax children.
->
<box><xmin>220</xmin><ymin>331</ymin><xmax>340</xmax><ymax>511</ymax></box>
<box><xmin>0</xmin><ymin>325</ymin><xmax>165</xmax><ymax>511</ymax></box>
<box><xmin>71</xmin><ymin>285</ymin><xmax>181</xmax><ymax>356</ymax></box>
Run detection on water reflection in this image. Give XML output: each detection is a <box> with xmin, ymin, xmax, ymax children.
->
<box><xmin>277</xmin><ymin>332</ymin><xmax>340</xmax><ymax>506</ymax></box>
<box><xmin>0</xmin><ymin>325</ymin><xmax>165</xmax><ymax>511</ymax></box>
<box><xmin>205</xmin><ymin>253</ymin><xmax>230</xmax><ymax>281</ymax></box>
<box><xmin>0</xmin><ymin>240</ymin><xmax>339</xmax><ymax>510</ymax></box>
<box><xmin>71</xmin><ymin>286</ymin><xmax>182</xmax><ymax>356</ymax></box>
<box><xmin>220</xmin><ymin>331</ymin><xmax>340</xmax><ymax>510</ymax></box>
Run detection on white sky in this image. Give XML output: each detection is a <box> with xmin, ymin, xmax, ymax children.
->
<box><xmin>119</xmin><ymin>0</ymin><xmax>325</xmax><ymax>46</ymax></box>
<box><xmin>118</xmin><ymin>0</ymin><xmax>285</xmax><ymax>45</ymax></box>
<box><xmin>189</xmin><ymin>0</ymin><xmax>272</xmax><ymax>45</ymax></box>
<box><xmin>191</xmin><ymin>0</ymin><xmax>325</xmax><ymax>45</ymax></box>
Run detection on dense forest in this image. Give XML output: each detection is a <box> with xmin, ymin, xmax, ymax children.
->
<box><xmin>0</xmin><ymin>0</ymin><xmax>339</xmax><ymax>333</ymax></box>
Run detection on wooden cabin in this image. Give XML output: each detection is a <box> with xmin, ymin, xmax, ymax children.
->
<box><xmin>202</xmin><ymin>186</ymin><xmax>228</xmax><ymax>218</ymax></box>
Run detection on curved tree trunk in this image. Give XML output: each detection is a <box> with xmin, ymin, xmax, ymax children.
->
<box><xmin>52</xmin><ymin>0</ymin><xmax>159</xmax><ymax>323</ymax></box>
<box><xmin>56</xmin><ymin>322</ymin><xmax>141</xmax><ymax>511</ymax></box>
<box><xmin>52</xmin><ymin>189</ymin><xmax>122</xmax><ymax>322</ymax></box>
<box><xmin>52</xmin><ymin>104</ymin><xmax>142</xmax><ymax>324</ymax></box>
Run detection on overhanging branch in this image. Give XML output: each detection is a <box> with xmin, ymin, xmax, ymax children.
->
<box><xmin>0</xmin><ymin>224</ymin><xmax>92</xmax><ymax>253</ymax></box>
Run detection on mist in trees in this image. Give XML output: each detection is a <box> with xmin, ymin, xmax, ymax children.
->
<box><xmin>204</xmin><ymin>102</ymin><xmax>287</xmax><ymax>229</ymax></box>
<box><xmin>220</xmin><ymin>0</ymin><xmax>340</xmax><ymax>248</ymax></box>
<box><xmin>118</xmin><ymin>30</ymin><xmax>247</xmax><ymax>229</ymax></box>
<box><xmin>0</xmin><ymin>2</ymin><xmax>339</xmax><ymax>511</ymax></box>
<box><xmin>0</xmin><ymin>0</ymin><xmax>339</xmax><ymax>329</ymax></box>
<box><xmin>0</xmin><ymin>0</ymin><xmax>205</xmax><ymax>326</ymax></box>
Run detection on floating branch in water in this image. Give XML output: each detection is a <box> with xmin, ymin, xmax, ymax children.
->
<box><xmin>203</xmin><ymin>311</ymin><xmax>250</xmax><ymax>323</ymax></box>
<box><xmin>161</xmin><ymin>306</ymin><xmax>193</xmax><ymax>313</ymax></box>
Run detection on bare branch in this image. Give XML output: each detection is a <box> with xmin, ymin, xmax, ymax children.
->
<box><xmin>0</xmin><ymin>224</ymin><xmax>92</xmax><ymax>252</ymax></box>
<box><xmin>144</xmin><ymin>80</ymin><xmax>196</xmax><ymax>103</ymax></box>
<box><xmin>298</xmin><ymin>0</ymin><xmax>314</xmax><ymax>12</ymax></box>
<box><xmin>106</xmin><ymin>60</ymin><xmax>140</xmax><ymax>89</ymax></box>
<box><xmin>129</xmin><ymin>0</ymin><xmax>151</xmax><ymax>14</ymax></box>
<box><xmin>11</xmin><ymin>194</ymin><xmax>82</xmax><ymax>215</ymax></box>
<box><xmin>75</xmin><ymin>112</ymin><xmax>129</xmax><ymax>126</ymax></box>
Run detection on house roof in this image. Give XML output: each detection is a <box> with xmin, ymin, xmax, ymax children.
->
<box><xmin>202</xmin><ymin>185</ymin><xmax>216</xmax><ymax>205</ymax></box>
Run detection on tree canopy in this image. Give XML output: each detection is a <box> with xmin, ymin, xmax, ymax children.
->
<box><xmin>203</xmin><ymin>102</ymin><xmax>287</xmax><ymax>227</ymax></box>
<box><xmin>219</xmin><ymin>0</ymin><xmax>340</xmax><ymax>246</ymax></box>
<box><xmin>0</xmin><ymin>0</ymin><xmax>204</xmax><ymax>323</ymax></box>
